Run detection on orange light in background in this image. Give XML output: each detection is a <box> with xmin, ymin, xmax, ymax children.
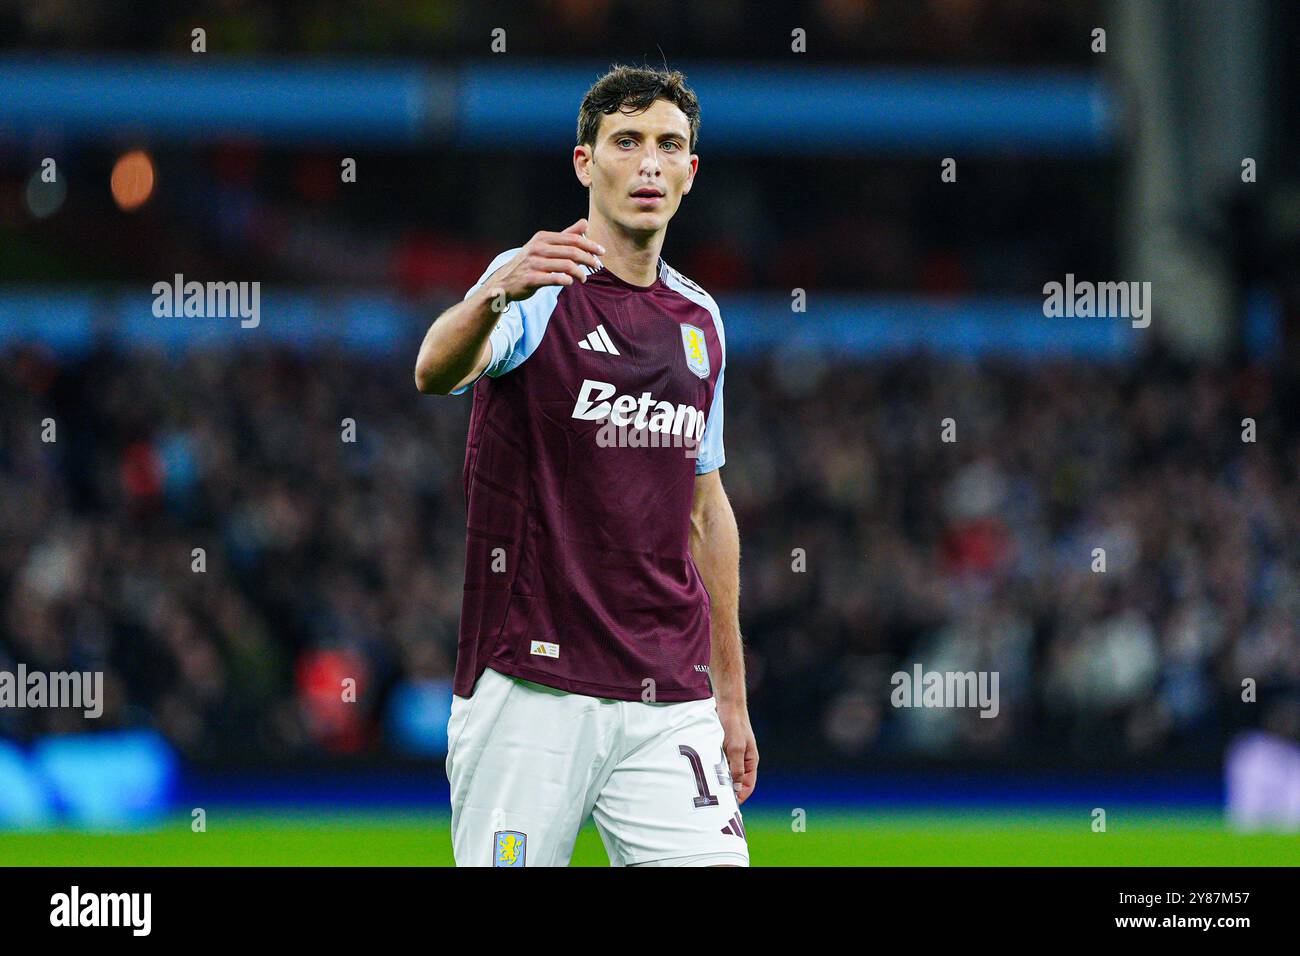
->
<box><xmin>111</xmin><ymin>150</ymin><xmax>155</xmax><ymax>211</ymax></box>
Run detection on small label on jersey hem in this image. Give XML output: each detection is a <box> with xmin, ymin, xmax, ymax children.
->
<box><xmin>529</xmin><ymin>640</ymin><xmax>560</xmax><ymax>659</ymax></box>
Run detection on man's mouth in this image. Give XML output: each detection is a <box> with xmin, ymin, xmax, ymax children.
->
<box><xmin>630</xmin><ymin>186</ymin><xmax>665</xmax><ymax>206</ymax></box>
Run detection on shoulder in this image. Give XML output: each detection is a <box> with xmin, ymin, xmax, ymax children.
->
<box><xmin>660</xmin><ymin>260</ymin><xmax>716</xmax><ymax>309</ymax></box>
<box><xmin>660</xmin><ymin>260</ymin><xmax>724</xmax><ymax>343</ymax></box>
<box><xmin>465</xmin><ymin>247</ymin><xmax>524</xmax><ymax>301</ymax></box>
<box><xmin>484</xmin><ymin>246</ymin><xmax>525</xmax><ymax>274</ymax></box>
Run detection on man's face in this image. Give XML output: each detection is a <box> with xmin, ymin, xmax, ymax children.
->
<box><xmin>578</xmin><ymin>98</ymin><xmax>697</xmax><ymax>237</ymax></box>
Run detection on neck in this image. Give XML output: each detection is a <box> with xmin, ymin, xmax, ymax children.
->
<box><xmin>585</xmin><ymin>210</ymin><xmax>664</xmax><ymax>287</ymax></box>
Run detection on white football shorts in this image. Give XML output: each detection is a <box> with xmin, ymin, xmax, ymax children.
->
<box><xmin>446</xmin><ymin>667</ymin><xmax>750</xmax><ymax>867</ymax></box>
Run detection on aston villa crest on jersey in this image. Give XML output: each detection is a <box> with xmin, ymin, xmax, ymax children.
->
<box><xmin>681</xmin><ymin>323</ymin><xmax>710</xmax><ymax>378</ymax></box>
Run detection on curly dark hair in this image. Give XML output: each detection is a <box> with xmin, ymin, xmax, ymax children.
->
<box><xmin>577</xmin><ymin>64</ymin><xmax>700</xmax><ymax>153</ymax></box>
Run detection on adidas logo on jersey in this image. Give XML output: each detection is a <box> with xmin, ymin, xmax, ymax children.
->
<box><xmin>577</xmin><ymin>325</ymin><xmax>620</xmax><ymax>355</ymax></box>
<box><xmin>572</xmin><ymin>379</ymin><xmax>706</xmax><ymax>443</ymax></box>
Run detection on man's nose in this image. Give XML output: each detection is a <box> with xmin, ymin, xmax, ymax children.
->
<box><xmin>639</xmin><ymin>147</ymin><xmax>662</xmax><ymax>174</ymax></box>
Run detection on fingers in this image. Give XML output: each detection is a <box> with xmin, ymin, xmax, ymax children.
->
<box><xmin>535</xmin><ymin>242</ymin><xmax>602</xmax><ymax>272</ymax></box>
<box><xmin>732</xmin><ymin>741</ymin><xmax>758</xmax><ymax>805</ymax></box>
<box><xmin>497</xmin><ymin>228</ymin><xmax>603</xmax><ymax>301</ymax></box>
<box><xmin>527</xmin><ymin>257</ymin><xmax>588</xmax><ymax>284</ymax></box>
<box><xmin>544</xmin><ymin>232</ymin><xmax>606</xmax><ymax>258</ymax></box>
<box><xmin>525</xmin><ymin>270</ymin><xmax>575</xmax><ymax>287</ymax></box>
<box><xmin>727</xmin><ymin>744</ymin><xmax>745</xmax><ymax>794</ymax></box>
<box><xmin>534</xmin><ymin>224</ymin><xmax>605</xmax><ymax>257</ymax></box>
<box><xmin>736</xmin><ymin>762</ymin><xmax>757</xmax><ymax>805</ymax></box>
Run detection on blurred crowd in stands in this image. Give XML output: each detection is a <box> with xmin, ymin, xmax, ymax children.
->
<box><xmin>2</xmin><ymin>341</ymin><xmax>1296</xmax><ymax>766</ymax></box>
<box><xmin>2</xmin><ymin>0</ymin><xmax>1099</xmax><ymax>64</ymax></box>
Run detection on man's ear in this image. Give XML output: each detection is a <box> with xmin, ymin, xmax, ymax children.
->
<box><xmin>574</xmin><ymin>145</ymin><xmax>593</xmax><ymax>188</ymax></box>
<box><xmin>681</xmin><ymin>154</ymin><xmax>699</xmax><ymax>196</ymax></box>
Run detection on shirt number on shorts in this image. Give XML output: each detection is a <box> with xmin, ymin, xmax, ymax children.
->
<box><xmin>677</xmin><ymin>744</ymin><xmax>720</xmax><ymax>809</ymax></box>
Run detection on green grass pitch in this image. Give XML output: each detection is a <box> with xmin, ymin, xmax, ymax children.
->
<box><xmin>2</xmin><ymin>810</ymin><xmax>1296</xmax><ymax>866</ymax></box>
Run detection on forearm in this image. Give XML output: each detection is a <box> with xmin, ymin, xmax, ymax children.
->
<box><xmin>690</xmin><ymin>489</ymin><xmax>745</xmax><ymax>706</ymax></box>
<box><xmin>413</xmin><ymin>284</ymin><xmax>501</xmax><ymax>394</ymax></box>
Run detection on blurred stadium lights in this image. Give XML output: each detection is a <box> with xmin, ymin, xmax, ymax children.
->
<box><xmin>0</xmin><ymin>732</ymin><xmax>178</xmax><ymax>829</ymax></box>
<box><xmin>109</xmin><ymin>149</ymin><xmax>155</xmax><ymax>211</ymax></box>
<box><xmin>0</xmin><ymin>56</ymin><xmax>448</xmax><ymax>145</ymax></box>
<box><xmin>23</xmin><ymin>167</ymin><xmax>66</xmax><ymax>219</ymax></box>
<box><xmin>463</xmin><ymin>62</ymin><xmax>1116</xmax><ymax>153</ymax></box>
<box><xmin>0</xmin><ymin>57</ymin><xmax>1115</xmax><ymax>153</ymax></box>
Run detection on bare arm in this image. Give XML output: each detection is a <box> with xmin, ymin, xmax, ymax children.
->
<box><xmin>413</xmin><ymin>283</ymin><xmax>503</xmax><ymax>395</ymax></box>
<box><xmin>414</xmin><ymin>219</ymin><xmax>605</xmax><ymax>395</ymax></box>
<box><xmin>689</xmin><ymin>468</ymin><xmax>758</xmax><ymax>804</ymax></box>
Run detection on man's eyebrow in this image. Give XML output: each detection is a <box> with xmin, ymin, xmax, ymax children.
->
<box><xmin>607</xmin><ymin>127</ymin><xmax>687</xmax><ymax>142</ymax></box>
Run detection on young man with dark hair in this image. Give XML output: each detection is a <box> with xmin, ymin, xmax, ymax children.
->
<box><xmin>416</xmin><ymin>64</ymin><xmax>755</xmax><ymax>867</ymax></box>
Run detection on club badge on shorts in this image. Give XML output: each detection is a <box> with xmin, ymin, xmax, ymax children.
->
<box><xmin>494</xmin><ymin>830</ymin><xmax>527</xmax><ymax>867</ymax></box>
<box><xmin>681</xmin><ymin>324</ymin><xmax>709</xmax><ymax>378</ymax></box>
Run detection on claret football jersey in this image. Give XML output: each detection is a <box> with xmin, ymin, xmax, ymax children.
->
<box><xmin>450</xmin><ymin>248</ymin><xmax>726</xmax><ymax>702</ymax></box>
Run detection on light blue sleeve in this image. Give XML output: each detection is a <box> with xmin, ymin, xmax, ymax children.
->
<box><xmin>695</xmin><ymin>311</ymin><xmax>726</xmax><ymax>475</ymax></box>
<box><xmin>450</xmin><ymin>248</ymin><xmax>561</xmax><ymax>395</ymax></box>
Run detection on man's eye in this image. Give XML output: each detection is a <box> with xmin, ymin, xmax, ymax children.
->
<box><xmin>618</xmin><ymin>138</ymin><xmax>635</xmax><ymax>148</ymax></box>
<box><xmin>661</xmin><ymin>142</ymin><xmax>679</xmax><ymax>151</ymax></box>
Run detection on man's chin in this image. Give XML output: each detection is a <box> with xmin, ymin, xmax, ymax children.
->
<box><xmin>614</xmin><ymin>212</ymin><xmax>668</xmax><ymax>237</ymax></box>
